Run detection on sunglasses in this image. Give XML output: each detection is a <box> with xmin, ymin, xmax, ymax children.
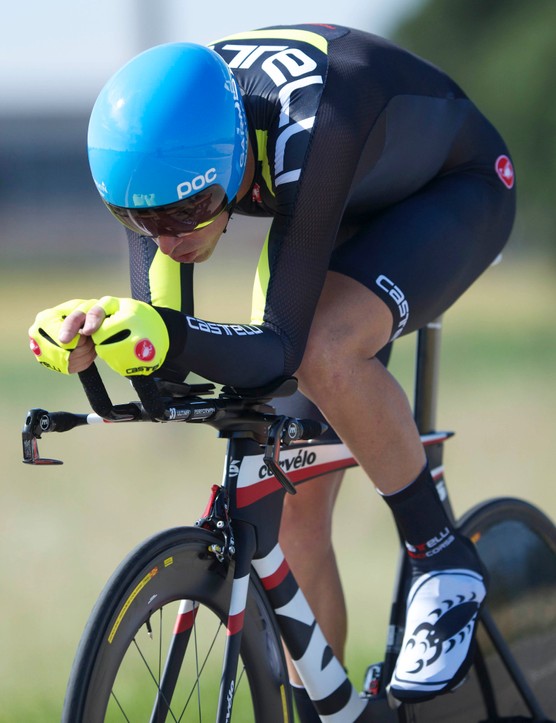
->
<box><xmin>106</xmin><ymin>184</ymin><xmax>230</xmax><ymax>237</ymax></box>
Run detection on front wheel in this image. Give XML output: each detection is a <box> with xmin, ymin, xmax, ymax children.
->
<box><xmin>63</xmin><ymin>526</ymin><xmax>293</xmax><ymax>722</ymax></box>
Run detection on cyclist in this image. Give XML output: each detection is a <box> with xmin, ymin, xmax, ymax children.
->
<box><xmin>29</xmin><ymin>24</ymin><xmax>516</xmax><ymax>719</ymax></box>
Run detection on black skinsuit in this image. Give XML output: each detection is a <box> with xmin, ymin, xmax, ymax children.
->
<box><xmin>127</xmin><ymin>24</ymin><xmax>516</xmax><ymax>388</ymax></box>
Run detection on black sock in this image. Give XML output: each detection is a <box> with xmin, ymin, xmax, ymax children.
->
<box><xmin>381</xmin><ymin>465</ymin><xmax>481</xmax><ymax>576</ymax></box>
<box><xmin>291</xmin><ymin>685</ymin><xmax>321</xmax><ymax>723</ymax></box>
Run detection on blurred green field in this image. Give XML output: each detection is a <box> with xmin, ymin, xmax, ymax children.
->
<box><xmin>2</xmin><ymin>248</ymin><xmax>555</xmax><ymax>722</ymax></box>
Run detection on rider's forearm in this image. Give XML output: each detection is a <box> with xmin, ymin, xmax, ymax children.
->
<box><xmin>156</xmin><ymin>306</ymin><xmax>287</xmax><ymax>387</ymax></box>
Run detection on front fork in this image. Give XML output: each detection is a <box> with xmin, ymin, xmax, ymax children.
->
<box><xmin>149</xmin><ymin>503</ymin><xmax>256</xmax><ymax>723</ymax></box>
<box><xmin>214</xmin><ymin>521</ymin><xmax>257</xmax><ymax>723</ymax></box>
<box><xmin>194</xmin><ymin>465</ymin><xmax>259</xmax><ymax>723</ymax></box>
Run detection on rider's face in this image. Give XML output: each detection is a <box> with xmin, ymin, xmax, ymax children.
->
<box><xmin>156</xmin><ymin>211</ymin><xmax>229</xmax><ymax>263</ymax></box>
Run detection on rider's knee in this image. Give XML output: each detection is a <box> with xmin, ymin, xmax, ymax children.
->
<box><xmin>297</xmin><ymin>321</ymin><xmax>387</xmax><ymax>403</ymax></box>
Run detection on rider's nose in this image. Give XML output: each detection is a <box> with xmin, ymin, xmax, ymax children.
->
<box><xmin>157</xmin><ymin>235</ymin><xmax>184</xmax><ymax>255</ymax></box>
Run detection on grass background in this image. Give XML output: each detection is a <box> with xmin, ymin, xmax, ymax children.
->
<box><xmin>2</xmin><ymin>236</ymin><xmax>555</xmax><ymax>721</ymax></box>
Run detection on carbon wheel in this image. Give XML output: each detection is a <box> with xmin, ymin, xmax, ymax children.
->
<box><xmin>62</xmin><ymin>526</ymin><xmax>293</xmax><ymax>722</ymax></box>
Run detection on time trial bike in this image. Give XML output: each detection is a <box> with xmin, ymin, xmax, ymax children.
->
<box><xmin>22</xmin><ymin>318</ymin><xmax>556</xmax><ymax>722</ymax></box>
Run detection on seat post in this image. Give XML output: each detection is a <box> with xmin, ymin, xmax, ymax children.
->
<box><xmin>413</xmin><ymin>317</ymin><xmax>443</xmax><ymax>435</ymax></box>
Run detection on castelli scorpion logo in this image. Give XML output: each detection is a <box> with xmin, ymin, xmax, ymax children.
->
<box><xmin>495</xmin><ymin>155</ymin><xmax>515</xmax><ymax>189</ymax></box>
<box><xmin>400</xmin><ymin>574</ymin><xmax>484</xmax><ymax>675</ymax></box>
<box><xmin>135</xmin><ymin>338</ymin><xmax>156</xmax><ymax>362</ymax></box>
<box><xmin>29</xmin><ymin>337</ymin><xmax>41</xmax><ymax>356</ymax></box>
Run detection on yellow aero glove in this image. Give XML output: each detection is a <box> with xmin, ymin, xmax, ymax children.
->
<box><xmin>28</xmin><ymin>299</ymin><xmax>98</xmax><ymax>374</ymax></box>
<box><xmin>92</xmin><ymin>297</ymin><xmax>169</xmax><ymax>376</ymax></box>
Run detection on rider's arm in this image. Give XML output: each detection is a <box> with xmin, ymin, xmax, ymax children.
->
<box><xmin>126</xmin><ymin>229</ymin><xmax>287</xmax><ymax>386</ymax></box>
<box><xmin>155</xmin><ymin>51</ymin><xmax>373</xmax><ymax>386</ymax></box>
<box><xmin>127</xmin><ymin>231</ymin><xmax>194</xmax><ymax>315</ymax></box>
<box><xmin>127</xmin><ymin>231</ymin><xmax>199</xmax><ymax>382</ymax></box>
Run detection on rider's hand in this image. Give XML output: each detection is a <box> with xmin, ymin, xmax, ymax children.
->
<box><xmin>89</xmin><ymin>296</ymin><xmax>169</xmax><ymax>376</ymax></box>
<box><xmin>30</xmin><ymin>297</ymin><xmax>170</xmax><ymax>377</ymax></box>
<box><xmin>29</xmin><ymin>298</ymin><xmax>100</xmax><ymax>374</ymax></box>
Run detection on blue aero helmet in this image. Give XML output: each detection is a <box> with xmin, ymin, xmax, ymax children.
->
<box><xmin>87</xmin><ymin>43</ymin><xmax>248</xmax><ymax>237</ymax></box>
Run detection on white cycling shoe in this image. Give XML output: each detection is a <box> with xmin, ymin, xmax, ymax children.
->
<box><xmin>388</xmin><ymin>568</ymin><xmax>487</xmax><ymax>704</ymax></box>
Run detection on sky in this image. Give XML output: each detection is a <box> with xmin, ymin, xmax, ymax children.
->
<box><xmin>2</xmin><ymin>0</ymin><xmax>423</xmax><ymax>113</ymax></box>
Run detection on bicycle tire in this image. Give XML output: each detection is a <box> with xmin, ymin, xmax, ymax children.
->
<box><xmin>62</xmin><ymin>526</ymin><xmax>293</xmax><ymax>723</ymax></box>
<box><xmin>403</xmin><ymin>497</ymin><xmax>556</xmax><ymax>723</ymax></box>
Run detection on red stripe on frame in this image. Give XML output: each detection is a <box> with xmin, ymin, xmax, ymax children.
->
<box><xmin>237</xmin><ymin>458</ymin><xmax>356</xmax><ymax>508</ymax></box>
<box><xmin>173</xmin><ymin>608</ymin><xmax>198</xmax><ymax>635</ymax></box>
<box><xmin>227</xmin><ymin>610</ymin><xmax>245</xmax><ymax>636</ymax></box>
<box><xmin>421</xmin><ymin>433</ymin><xmax>451</xmax><ymax>446</ymax></box>
<box><xmin>261</xmin><ymin>558</ymin><xmax>290</xmax><ymax>591</ymax></box>
<box><xmin>238</xmin><ymin>476</ymin><xmax>282</xmax><ymax>507</ymax></box>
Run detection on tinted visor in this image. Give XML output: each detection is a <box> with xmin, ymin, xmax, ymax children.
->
<box><xmin>107</xmin><ymin>184</ymin><xmax>228</xmax><ymax>237</ymax></box>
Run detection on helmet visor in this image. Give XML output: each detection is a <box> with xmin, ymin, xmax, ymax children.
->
<box><xmin>106</xmin><ymin>184</ymin><xmax>228</xmax><ymax>237</ymax></box>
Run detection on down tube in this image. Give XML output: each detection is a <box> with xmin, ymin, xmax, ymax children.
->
<box><xmin>228</xmin><ymin>438</ymin><xmax>389</xmax><ymax>722</ymax></box>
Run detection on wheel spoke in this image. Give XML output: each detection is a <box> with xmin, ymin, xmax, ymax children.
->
<box><xmin>178</xmin><ymin>613</ymin><xmax>226</xmax><ymax>722</ymax></box>
<box><xmin>131</xmin><ymin>637</ymin><xmax>180</xmax><ymax>723</ymax></box>
<box><xmin>109</xmin><ymin>691</ymin><xmax>132</xmax><ymax>722</ymax></box>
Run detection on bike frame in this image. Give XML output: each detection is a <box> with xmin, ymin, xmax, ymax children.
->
<box><xmin>151</xmin><ymin>320</ymin><xmax>452</xmax><ymax>722</ymax></box>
